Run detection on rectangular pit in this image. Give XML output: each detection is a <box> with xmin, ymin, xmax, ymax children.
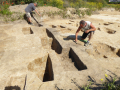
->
<box><xmin>69</xmin><ymin>48</ymin><xmax>87</xmax><ymax>70</ymax></box>
<box><xmin>22</xmin><ymin>27</ymin><xmax>33</xmax><ymax>35</ymax></box>
<box><xmin>46</xmin><ymin>28</ymin><xmax>87</xmax><ymax>71</ymax></box>
<box><xmin>43</xmin><ymin>55</ymin><xmax>54</xmax><ymax>82</ymax></box>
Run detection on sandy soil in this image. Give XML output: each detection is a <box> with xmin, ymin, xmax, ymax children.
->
<box><xmin>8</xmin><ymin>4</ymin><xmax>120</xmax><ymax>76</ymax></box>
<box><xmin>0</xmin><ymin>5</ymin><xmax>119</xmax><ymax>89</ymax></box>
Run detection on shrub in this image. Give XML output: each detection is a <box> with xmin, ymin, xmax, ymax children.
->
<box><xmin>37</xmin><ymin>0</ymin><xmax>63</xmax><ymax>8</ymax></box>
<box><xmin>49</xmin><ymin>0</ymin><xmax>64</xmax><ymax>9</ymax></box>
<box><xmin>0</xmin><ymin>1</ymin><xmax>12</xmax><ymax>15</ymax></box>
<box><xmin>83</xmin><ymin>74</ymin><xmax>120</xmax><ymax>90</ymax></box>
<box><xmin>97</xmin><ymin>2</ymin><xmax>103</xmax><ymax>10</ymax></box>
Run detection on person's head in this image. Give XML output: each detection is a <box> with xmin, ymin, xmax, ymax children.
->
<box><xmin>79</xmin><ymin>20</ymin><xmax>86</xmax><ymax>28</ymax></box>
<box><xmin>34</xmin><ymin>3</ymin><xmax>37</xmax><ymax>7</ymax></box>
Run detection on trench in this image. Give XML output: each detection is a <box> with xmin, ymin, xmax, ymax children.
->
<box><xmin>46</xmin><ymin>28</ymin><xmax>87</xmax><ymax>71</ymax></box>
<box><xmin>27</xmin><ymin>55</ymin><xmax>54</xmax><ymax>82</ymax></box>
<box><xmin>69</xmin><ymin>48</ymin><xmax>87</xmax><ymax>70</ymax></box>
<box><xmin>27</xmin><ymin>27</ymin><xmax>87</xmax><ymax>82</ymax></box>
<box><xmin>117</xmin><ymin>49</ymin><xmax>120</xmax><ymax>57</ymax></box>
<box><xmin>46</xmin><ymin>28</ymin><xmax>62</xmax><ymax>54</ymax></box>
<box><xmin>43</xmin><ymin>55</ymin><xmax>54</xmax><ymax>82</ymax></box>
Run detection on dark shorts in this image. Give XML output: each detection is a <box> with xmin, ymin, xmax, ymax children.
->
<box><xmin>81</xmin><ymin>31</ymin><xmax>95</xmax><ymax>39</ymax></box>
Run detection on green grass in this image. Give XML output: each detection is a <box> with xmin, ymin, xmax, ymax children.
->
<box><xmin>83</xmin><ymin>74</ymin><xmax>120</xmax><ymax>90</ymax></box>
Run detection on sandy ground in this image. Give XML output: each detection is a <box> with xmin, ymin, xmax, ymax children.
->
<box><xmin>0</xmin><ymin>5</ymin><xmax>119</xmax><ymax>89</ymax></box>
<box><xmin>42</xmin><ymin>9</ymin><xmax>120</xmax><ymax>80</ymax></box>
<box><xmin>9</xmin><ymin>4</ymin><xmax>120</xmax><ymax>78</ymax></box>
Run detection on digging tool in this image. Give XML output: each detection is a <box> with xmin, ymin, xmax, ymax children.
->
<box><xmin>35</xmin><ymin>11</ymin><xmax>43</xmax><ymax>23</ymax></box>
<box><xmin>31</xmin><ymin>11</ymin><xmax>43</xmax><ymax>26</ymax></box>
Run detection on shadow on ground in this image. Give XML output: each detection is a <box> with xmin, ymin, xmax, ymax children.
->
<box><xmin>63</xmin><ymin>35</ymin><xmax>82</xmax><ymax>40</ymax></box>
<box><xmin>54</xmin><ymin>70</ymin><xmax>120</xmax><ymax>90</ymax></box>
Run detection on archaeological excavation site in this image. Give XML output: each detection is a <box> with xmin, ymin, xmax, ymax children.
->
<box><xmin>0</xmin><ymin>5</ymin><xmax>120</xmax><ymax>90</ymax></box>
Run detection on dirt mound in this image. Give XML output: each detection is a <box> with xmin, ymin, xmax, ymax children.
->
<box><xmin>9</xmin><ymin>4</ymin><xmax>28</xmax><ymax>13</ymax></box>
<box><xmin>9</xmin><ymin>5</ymin><xmax>61</xmax><ymax>13</ymax></box>
<box><xmin>38</xmin><ymin>6</ymin><xmax>61</xmax><ymax>13</ymax></box>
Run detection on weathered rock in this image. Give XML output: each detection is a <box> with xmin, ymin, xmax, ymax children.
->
<box><xmin>106</xmin><ymin>28</ymin><xmax>116</xmax><ymax>34</ymax></box>
<box><xmin>69</xmin><ymin>20</ymin><xmax>75</xmax><ymax>22</ymax></box>
<box><xmin>104</xmin><ymin>23</ymin><xmax>110</xmax><ymax>25</ymax></box>
<box><xmin>103</xmin><ymin>55</ymin><xmax>108</xmax><ymax>58</ymax></box>
<box><xmin>98</xmin><ymin>27</ymin><xmax>101</xmax><ymax>31</ymax></box>
<box><xmin>52</xmin><ymin>25</ymin><xmax>57</xmax><ymax>28</ymax></box>
<box><xmin>60</xmin><ymin>25</ymin><xmax>66</xmax><ymax>28</ymax></box>
<box><xmin>104</xmin><ymin>22</ymin><xmax>113</xmax><ymax>25</ymax></box>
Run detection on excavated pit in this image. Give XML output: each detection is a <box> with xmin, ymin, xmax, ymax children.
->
<box><xmin>27</xmin><ymin>54</ymin><xmax>54</xmax><ymax>82</ymax></box>
<box><xmin>117</xmin><ymin>49</ymin><xmax>120</xmax><ymax>57</ymax></box>
<box><xmin>46</xmin><ymin>28</ymin><xmax>87</xmax><ymax>71</ymax></box>
<box><xmin>27</xmin><ymin>27</ymin><xmax>88</xmax><ymax>82</ymax></box>
<box><xmin>69</xmin><ymin>48</ymin><xmax>87</xmax><ymax>70</ymax></box>
<box><xmin>43</xmin><ymin>55</ymin><xmax>54</xmax><ymax>82</ymax></box>
<box><xmin>22</xmin><ymin>27</ymin><xmax>33</xmax><ymax>35</ymax></box>
<box><xmin>106</xmin><ymin>28</ymin><xmax>116</xmax><ymax>34</ymax></box>
<box><xmin>86</xmin><ymin>43</ymin><xmax>120</xmax><ymax>59</ymax></box>
<box><xmin>46</xmin><ymin>28</ymin><xmax>62</xmax><ymax>54</ymax></box>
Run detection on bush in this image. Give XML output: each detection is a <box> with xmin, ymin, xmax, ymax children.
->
<box><xmin>83</xmin><ymin>74</ymin><xmax>120</xmax><ymax>90</ymax></box>
<box><xmin>15</xmin><ymin>0</ymin><xmax>35</xmax><ymax>4</ymax></box>
<box><xmin>0</xmin><ymin>1</ymin><xmax>12</xmax><ymax>15</ymax></box>
<box><xmin>49</xmin><ymin>0</ymin><xmax>64</xmax><ymax>9</ymax></box>
<box><xmin>37</xmin><ymin>0</ymin><xmax>64</xmax><ymax>8</ymax></box>
<box><xmin>107</xmin><ymin>4</ymin><xmax>120</xmax><ymax>10</ymax></box>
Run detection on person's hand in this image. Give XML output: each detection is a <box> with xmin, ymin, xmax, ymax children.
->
<box><xmin>85</xmin><ymin>30</ymin><xmax>90</xmax><ymax>33</ymax></box>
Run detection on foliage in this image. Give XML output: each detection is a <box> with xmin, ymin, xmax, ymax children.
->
<box><xmin>107</xmin><ymin>4</ymin><xmax>120</xmax><ymax>10</ymax></box>
<box><xmin>13</xmin><ymin>0</ymin><xmax>35</xmax><ymax>4</ymax></box>
<box><xmin>83</xmin><ymin>82</ymin><xmax>92</xmax><ymax>90</ymax></box>
<box><xmin>37</xmin><ymin>0</ymin><xmax>64</xmax><ymax>9</ymax></box>
<box><xmin>0</xmin><ymin>0</ymin><xmax>120</xmax><ymax>22</ymax></box>
<box><xmin>3</xmin><ymin>12</ymin><xmax>24</xmax><ymax>22</ymax></box>
<box><xmin>101</xmin><ymin>74</ymin><xmax>120</xmax><ymax>90</ymax></box>
<box><xmin>83</xmin><ymin>74</ymin><xmax>120</xmax><ymax>90</ymax></box>
<box><xmin>0</xmin><ymin>1</ymin><xmax>12</xmax><ymax>15</ymax></box>
<box><xmin>49</xmin><ymin>0</ymin><xmax>64</xmax><ymax>9</ymax></box>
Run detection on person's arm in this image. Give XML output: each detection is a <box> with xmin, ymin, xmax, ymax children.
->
<box><xmin>75</xmin><ymin>26</ymin><xmax>81</xmax><ymax>42</ymax></box>
<box><xmin>85</xmin><ymin>23</ymin><xmax>96</xmax><ymax>33</ymax></box>
<box><xmin>35</xmin><ymin>9</ymin><xmax>41</xmax><ymax>16</ymax></box>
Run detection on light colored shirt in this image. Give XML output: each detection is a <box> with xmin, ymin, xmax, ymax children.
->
<box><xmin>81</xmin><ymin>21</ymin><xmax>91</xmax><ymax>31</ymax></box>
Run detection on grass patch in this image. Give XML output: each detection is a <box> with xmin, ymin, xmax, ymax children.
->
<box><xmin>1</xmin><ymin>12</ymin><xmax>24</xmax><ymax>23</ymax></box>
<box><xmin>83</xmin><ymin>74</ymin><xmax>120</xmax><ymax>90</ymax></box>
